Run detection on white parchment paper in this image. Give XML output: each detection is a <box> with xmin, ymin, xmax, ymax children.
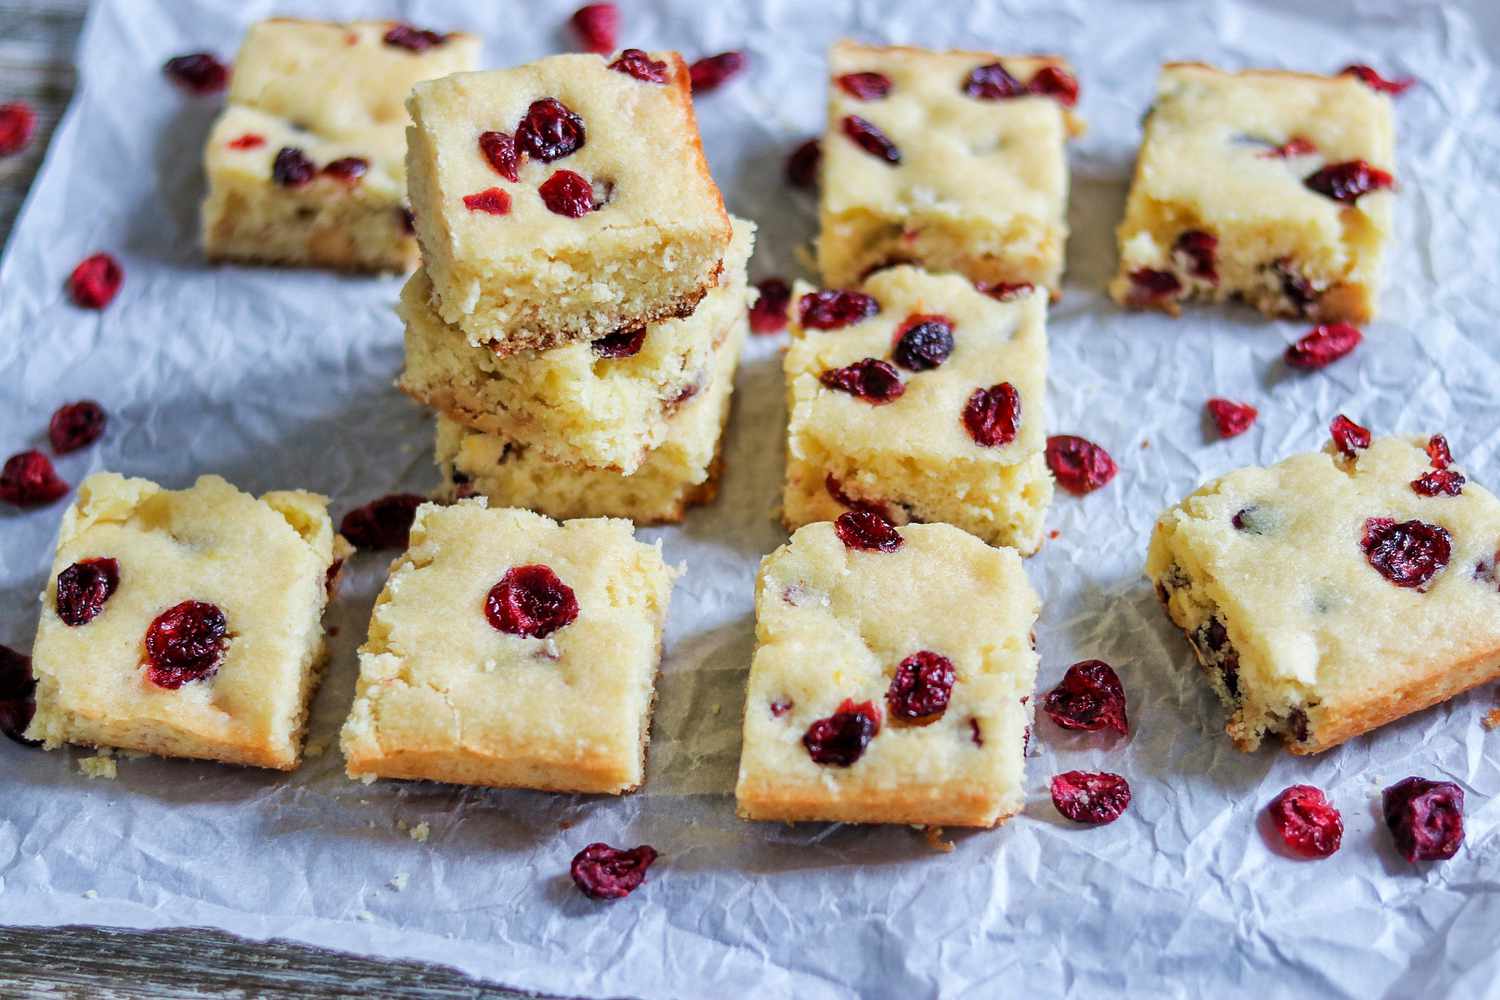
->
<box><xmin>3</xmin><ymin>0</ymin><xmax>1499</xmax><ymax>995</ymax></box>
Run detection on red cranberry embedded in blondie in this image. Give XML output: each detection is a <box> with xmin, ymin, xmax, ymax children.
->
<box><xmin>55</xmin><ymin>557</ymin><xmax>120</xmax><ymax>627</ymax></box>
<box><xmin>144</xmin><ymin>600</ymin><xmax>228</xmax><ymax>689</ymax></box>
<box><xmin>803</xmin><ymin>698</ymin><xmax>881</xmax><ymax>766</ymax></box>
<box><xmin>834</xmin><ymin>510</ymin><xmax>903</xmax><ymax>553</ymax></box>
<box><xmin>1361</xmin><ymin>517</ymin><xmax>1451</xmax><ymax>590</ymax></box>
<box><xmin>516</xmin><ymin>98</ymin><xmax>586</xmax><ymax>162</ymax></box>
<box><xmin>609</xmin><ymin>49</ymin><xmax>668</xmax><ymax>84</ymax></box>
<box><xmin>798</xmin><ymin>288</ymin><xmax>879</xmax><ymax>330</ymax></box>
<box><xmin>885</xmin><ymin>651</ymin><xmax>956</xmax><ymax>723</ymax></box>
<box><xmin>538</xmin><ymin>169</ymin><xmax>596</xmax><ymax>218</ymax></box>
<box><xmin>486</xmin><ymin>564</ymin><xmax>580</xmax><ymax>638</ymax></box>
<box><xmin>962</xmin><ymin>383</ymin><xmax>1021</xmax><ymax>448</ymax></box>
<box><xmin>841</xmin><ymin>114</ymin><xmax>901</xmax><ymax>164</ymax></box>
<box><xmin>749</xmin><ymin>278</ymin><xmax>791</xmax><ymax>334</ymax></box>
<box><xmin>837</xmin><ymin>72</ymin><xmax>893</xmax><ymax>101</ymax></box>
<box><xmin>1329</xmin><ymin>414</ymin><xmax>1372</xmax><ymax>458</ymax></box>
<box><xmin>891</xmin><ymin>314</ymin><xmax>954</xmax><ymax>372</ymax></box>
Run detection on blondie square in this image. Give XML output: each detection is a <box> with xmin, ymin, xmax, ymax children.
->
<box><xmin>26</xmin><ymin>473</ymin><xmax>346</xmax><ymax>770</ymax></box>
<box><xmin>735</xmin><ymin>518</ymin><xmax>1040</xmax><ymax>827</ymax></box>
<box><xmin>1110</xmin><ymin>63</ymin><xmax>1396</xmax><ymax>323</ymax></box>
<box><xmin>817</xmin><ymin>41</ymin><xmax>1083</xmax><ymax>294</ymax></box>
<box><xmin>1147</xmin><ymin>433</ymin><xmax>1500</xmax><ymax>755</ymax></box>
<box><xmin>340</xmin><ymin>502</ymin><xmax>676</xmax><ymax>792</ymax></box>
<box><xmin>401</xmin><ymin>218</ymin><xmax>753</xmax><ymax>474</ymax></box>
<box><xmin>201</xmin><ymin>18</ymin><xmax>479</xmax><ymax>272</ymax></box>
<box><xmin>405</xmin><ymin>52</ymin><xmax>731</xmax><ymax>354</ymax></box>
<box><xmin>783</xmin><ymin>266</ymin><xmax>1053</xmax><ymax>554</ymax></box>
<box><xmin>433</xmin><ymin>288</ymin><xmax>746</xmax><ymax>522</ymax></box>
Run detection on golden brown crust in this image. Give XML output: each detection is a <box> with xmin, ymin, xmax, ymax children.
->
<box><xmin>344</xmin><ymin>745</ymin><xmax>643</xmax><ymax>794</ymax></box>
<box><xmin>1161</xmin><ymin>61</ymin><xmax>1369</xmax><ymax>89</ymax></box>
<box><xmin>205</xmin><ymin>243</ymin><xmax>418</xmax><ymax>275</ymax></box>
<box><xmin>736</xmin><ymin>778</ymin><xmax>1018</xmax><ymax>829</ymax></box>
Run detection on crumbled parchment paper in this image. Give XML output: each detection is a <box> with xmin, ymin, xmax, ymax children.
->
<box><xmin>1</xmin><ymin>0</ymin><xmax>1498</xmax><ymax>996</ymax></box>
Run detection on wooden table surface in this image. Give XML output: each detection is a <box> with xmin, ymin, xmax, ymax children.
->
<box><xmin>0</xmin><ymin>2</ymin><xmax>548</xmax><ymax>996</ymax></box>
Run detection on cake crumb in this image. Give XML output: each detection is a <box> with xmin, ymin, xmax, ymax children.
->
<box><xmin>1483</xmin><ymin>708</ymin><xmax>1500</xmax><ymax>731</ymax></box>
<box><xmin>397</xmin><ymin>819</ymin><xmax>409</xmax><ymax>831</ymax></box>
<box><xmin>409</xmin><ymin>821</ymin><xmax>431</xmax><ymax>843</ymax></box>
<box><xmin>1140</xmin><ymin>439</ymin><xmax>1150</xmax><ymax>449</ymax></box>
<box><xmin>1048</xmin><ymin>529</ymin><xmax>1061</xmax><ymax>540</ymax></box>
<box><xmin>919</xmin><ymin>826</ymin><xmax>954</xmax><ymax>854</ymax></box>
<box><xmin>328</xmin><ymin>625</ymin><xmax>340</xmax><ymax>637</ymax></box>
<box><xmin>304</xmin><ymin>737</ymin><xmax>328</xmax><ymax>758</ymax></box>
<box><xmin>712</xmin><ymin>703</ymin><xmax>722</xmax><ymax>715</ymax></box>
<box><xmin>79</xmin><ymin>752</ymin><xmax>117</xmax><ymax>780</ymax></box>
<box><xmin>389</xmin><ymin>872</ymin><xmax>410</xmax><ymax>892</ymax></box>
<box><xmin>358</xmin><ymin>773</ymin><xmax>376</xmax><ymax>785</ymax></box>
<box><xmin>559</xmin><ymin>819</ymin><xmax>574</xmax><ymax>831</ymax></box>
<box><xmin>83</xmin><ymin>890</ymin><xmax>98</xmax><ymax>899</ymax></box>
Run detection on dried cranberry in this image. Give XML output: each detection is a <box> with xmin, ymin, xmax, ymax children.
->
<box><xmin>975</xmin><ymin>281</ymin><xmax>1035</xmax><ymax>302</ymax></box>
<box><xmin>1028</xmin><ymin>65</ymin><xmax>1080</xmax><ymax>107</ymax></box>
<box><xmin>1042</xmin><ymin>660</ymin><xmax>1128</xmax><ymax>735</ymax></box>
<box><xmin>1207</xmin><ymin>398</ymin><xmax>1258</xmax><ymax>439</ymax></box>
<box><xmin>486</xmin><ymin>565</ymin><xmax>579</xmax><ymax>639</ymax></box>
<box><xmin>67</xmin><ymin>253</ymin><xmax>123</xmax><ymax>309</ymax></box>
<box><xmin>688</xmin><ymin>51</ymin><xmax>745</xmax><ymax>93</ymax></box>
<box><xmin>971</xmin><ymin>719</ymin><xmax>985</xmax><ymax>746</ymax></box>
<box><xmin>1273</xmin><ymin>259</ymin><xmax>1318</xmax><ymax>314</ymax></box>
<box><xmin>569</xmin><ymin>3</ymin><xmax>618</xmax><ymax>54</ymax></box>
<box><xmin>227</xmin><ymin>133</ymin><xmax>265</xmax><ymax>150</ymax></box>
<box><xmin>1285</xmin><ymin>323</ymin><xmax>1362</xmax><ymax>369</ymax></box>
<box><xmin>798</xmin><ymin>289</ymin><xmax>879</xmax><ymax>330</ymax></box>
<box><xmin>1383</xmin><ymin>777</ymin><xmax>1464</xmax><ymax>862</ymax></box>
<box><xmin>744</xmin><ymin>278</ymin><xmax>791</xmax><ymax>334</ymax></box>
<box><xmin>55</xmin><ymin>557</ymin><xmax>120</xmax><ymax>627</ymax></box>
<box><xmin>339</xmin><ymin>493</ymin><xmax>424</xmax><ymax>550</ymax></box>
<box><xmin>1267</xmin><ymin>785</ymin><xmax>1343</xmax><ymax>858</ymax></box>
<box><xmin>272</xmin><ymin>147</ymin><xmax>316</xmax><ymax>187</ymax></box>
<box><xmin>1045</xmin><ymin>435</ymin><xmax>1117</xmax><ymax>495</ymax></box>
<box><xmin>592</xmin><ymin>327</ymin><xmax>648</xmax><ymax>358</ymax></box>
<box><xmin>0</xmin><ymin>101</ymin><xmax>37</xmax><ymax>156</ymax></box>
<box><xmin>1304</xmin><ymin>160</ymin><xmax>1394</xmax><ymax>203</ymax></box>
<box><xmin>1196</xmin><ymin>617</ymin><xmax>1240</xmax><ymax>696</ymax></box>
<box><xmin>1174</xmin><ymin>230</ymin><xmax>1218</xmax><ymax>283</ymax></box>
<box><xmin>962</xmin><ymin>62</ymin><xmax>1026</xmax><ymax>100</ymax></box>
<box><xmin>162</xmin><ymin>53</ymin><xmax>229</xmax><ymax>94</ymax></box>
<box><xmin>1125</xmin><ymin>268</ymin><xmax>1181</xmax><ymax>305</ymax></box>
<box><xmin>1342</xmin><ymin>64</ymin><xmax>1415</xmax><ymax>95</ymax></box>
<box><xmin>48</xmin><ymin>400</ymin><xmax>106</xmax><ymax>454</ymax></box>
<box><xmin>0</xmin><ymin>645</ymin><xmax>39</xmax><ymax>747</ymax></box>
<box><xmin>770</xmin><ymin>699</ymin><xmax>793</xmax><ymax>717</ymax></box>
<box><xmin>837</xmin><ymin>72</ymin><xmax>892</xmax><ymax>100</ymax></box>
<box><xmin>516</xmin><ymin>98</ymin><xmax>586</xmax><ymax>162</ymax></box>
<box><xmin>891</xmin><ymin>314</ymin><xmax>954</xmax><ymax>371</ymax></box>
<box><xmin>786</xmin><ymin>138</ymin><xmax>821</xmax><ymax>189</ymax></box>
<box><xmin>963</xmin><ymin>383</ymin><xmax>1021</xmax><ymax>448</ymax></box>
<box><xmin>1427</xmin><ymin>434</ymin><xmax>1454</xmax><ymax>470</ymax></box>
<box><xmin>478</xmin><ymin>131</ymin><xmax>520</xmax><ymax>181</ymax></box>
<box><xmin>834</xmin><ymin>510</ymin><xmax>903</xmax><ymax>553</ymax></box>
<box><xmin>803</xmin><ymin>698</ymin><xmax>880</xmax><ymax>766</ymax></box>
<box><xmin>0</xmin><ymin>451</ymin><xmax>68</xmax><ymax>507</ymax></box>
<box><xmin>1413</xmin><ymin>469</ymin><xmax>1465</xmax><ymax>497</ymax></box>
<box><xmin>321</xmin><ymin>157</ymin><xmax>368</xmax><ymax>184</ymax></box>
<box><xmin>1051</xmin><ymin>771</ymin><xmax>1131</xmax><ymax>825</ymax></box>
<box><xmin>537</xmin><ymin>170</ymin><xmax>596</xmax><ymax>218</ymax></box>
<box><xmin>1258</xmin><ymin>136</ymin><xmax>1318</xmax><ymax>159</ymax></box>
<box><xmin>1361</xmin><ymin>517</ymin><xmax>1451</xmax><ymax>590</ymax></box>
<box><xmin>570</xmin><ymin>842</ymin><xmax>657</xmax><ymax>900</ymax></box>
<box><xmin>383</xmin><ymin>24</ymin><xmax>447</xmax><ymax>52</ymax></box>
<box><xmin>144</xmin><ymin>600</ymin><xmax>228</xmax><ymax>689</ymax></box>
<box><xmin>841</xmin><ymin>114</ymin><xmax>901</xmax><ymax>164</ymax></box>
<box><xmin>1329</xmin><ymin>414</ymin><xmax>1371</xmax><ymax>458</ymax></box>
<box><xmin>609</xmin><ymin>49</ymin><xmax>668</xmax><ymax>84</ymax></box>
<box><xmin>825</xmin><ymin>474</ymin><xmax>891</xmax><ymax>520</ymax></box>
<box><xmin>885</xmin><ymin>651</ymin><xmax>956</xmax><ymax>722</ymax></box>
<box><xmin>820</xmin><ymin>359</ymin><xmax>905</xmax><ymax>404</ymax></box>
<box><xmin>463</xmin><ymin>187</ymin><xmax>512</xmax><ymax>215</ymax></box>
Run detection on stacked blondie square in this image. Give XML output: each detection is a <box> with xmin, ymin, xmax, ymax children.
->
<box><xmin>397</xmin><ymin>51</ymin><xmax>753</xmax><ymax>523</ymax></box>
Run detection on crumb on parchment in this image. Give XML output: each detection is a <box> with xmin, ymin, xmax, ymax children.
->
<box><xmin>78</xmin><ymin>751</ymin><xmax>116</xmax><ymax>780</ymax></box>
<box><xmin>1483</xmin><ymin>707</ymin><xmax>1500</xmax><ymax>731</ymax></box>
<box><xmin>389</xmin><ymin>872</ymin><xmax>409</xmax><ymax>891</ymax></box>
<box><xmin>919</xmin><ymin>825</ymin><xmax>954</xmax><ymax>854</ymax></box>
<box><xmin>410</xmin><ymin>821</ymin><xmax>431</xmax><ymax>843</ymax></box>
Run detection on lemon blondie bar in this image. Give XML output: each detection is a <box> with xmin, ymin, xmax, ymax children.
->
<box><xmin>1111</xmin><ymin>63</ymin><xmax>1396</xmax><ymax>322</ymax></box>
<box><xmin>201</xmin><ymin>18</ymin><xmax>479</xmax><ymax>272</ymax></box>
<box><xmin>735</xmin><ymin>517</ymin><xmax>1040</xmax><ymax>827</ymax></box>
<box><xmin>26</xmin><ymin>473</ymin><xmax>346</xmax><ymax>769</ymax></box>
<box><xmin>1147</xmin><ymin>434</ymin><xmax>1500</xmax><ymax>754</ymax></box>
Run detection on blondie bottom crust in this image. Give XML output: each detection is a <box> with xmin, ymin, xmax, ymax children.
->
<box><xmin>405</xmin><ymin>52</ymin><xmax>731</xmax><ymax>354</ymax></box>
<box><xmin>26</xmin><ymin>474</ymin><xmax>346</xmax><ymax>770</ymax></box>
<box><xmin>201</xmin><ymin>18</ymin><xmax>478</xmax><ymax>272</ymax></box>
<box><xmin>1147</xmin><ymin>434</ymin><xmax>1500</xmax><ymax>755</ymax></box>
<box><xmin>433</xmin><ymin>293</ymin><xmax>746</xmax><ymax>523</ymax></box>
<box><xmin>736</xmin><ymin>519</ymin><xmax>1040</xmax><ymax>827</ymax></box>
<box><xmin>783</xmin><ymin>267</ymin><xmax>1053</xmax><ymax>554</ymax></box>
<box><xmin>817</xmin><ymin>41</ymin><xmax>1083</xmax><ymax>295</ymax></box>
<box><xmin>1111</xmin><ymin>63</ymin><xmax>1396</xmax><ymax>323</ymax></box>
<box><xmin>340</xmin><ymin>503</ymin><xmax>676</xmax><ymax>793</ymax></box>
<box><xmin>402</xmin><ymin>218</ymin><xmax>753</xmax><ymax>474</ymax></box>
